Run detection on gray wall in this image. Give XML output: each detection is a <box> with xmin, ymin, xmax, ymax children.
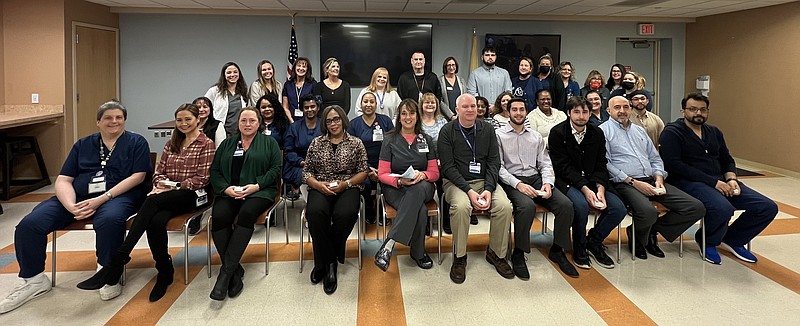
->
<box><xmin>120</xmin><ymin>14</ymin><xmax>686</xmax><ymax>150</ymax></box>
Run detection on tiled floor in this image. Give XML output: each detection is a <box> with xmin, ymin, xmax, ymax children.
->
<box><xmin>1</xmin><ymin>164</ymin><xmax>800</xmax><ymax>325</ymax></box>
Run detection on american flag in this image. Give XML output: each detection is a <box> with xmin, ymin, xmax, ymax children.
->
<box><xmin>287</xmin><ymin>24</ymin><xmax>298</xmax><ymax>81</ymax></box>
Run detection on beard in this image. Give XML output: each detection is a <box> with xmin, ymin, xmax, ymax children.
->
<box><xmin>483</xmin><ymin>59</ymin><xmax>495</xmax><ymax>67</ymax></box>
<box><xmin>687</xmin><ymin>115</ymin><xmax>706</xmax><ymax>125</ymax></box>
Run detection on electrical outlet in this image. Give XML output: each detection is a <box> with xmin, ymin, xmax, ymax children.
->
<box><xmin>153</xmin><ymin>131</ymin><xmax>159</xmax><ymax>138</ymax></box>
<box><xmin>31</xmin><ymin>93</ymin><xmax>40</xmax><ymax>104</ymax></box>
<box><xmin>160</xmin><ymin>131</ymin><xmax>167</xmax><ymax>137</ymax></box>
<box><xmin>166</xmin><ymin>130</ymin><xmax>172</xmax><ymax>136</ymax></box>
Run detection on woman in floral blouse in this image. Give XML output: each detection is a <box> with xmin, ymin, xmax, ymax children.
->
<box><xmin>303</xmin><ymin>105</ymin><xmax>369</xmax><ymax>295</ymax></box>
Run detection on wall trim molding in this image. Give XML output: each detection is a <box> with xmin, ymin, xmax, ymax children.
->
<box><xmin>735</xmin><ymin>157</ymin><xmax>800</xmax><ymax>179</ymax></box>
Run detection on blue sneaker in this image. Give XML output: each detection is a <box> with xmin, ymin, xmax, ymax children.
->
<box><xmin>720</xmin><ymin>242</ymin><xmax>757</xmax><ymax>263</ymax></box>
<box><xmin>695</xmin><ymin>237</ymin><xmax>721</xmax><ymax>264</ymax></box>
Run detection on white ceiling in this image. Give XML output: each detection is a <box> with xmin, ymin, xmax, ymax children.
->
<box><xmin>87</xmin><ymin>0</ymin><xmax>797</xmax><ymax>19</ymax></box>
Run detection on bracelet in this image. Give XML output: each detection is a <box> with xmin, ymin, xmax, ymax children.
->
<box><xmin>725</xmin><ymin>178</ymin><xmax>737</xmax><ymax>182</ymax></box>
<box><xmin>105</xmin><ymin>192</ymin><xmax>113</xmax><ymax>200</ymax></box>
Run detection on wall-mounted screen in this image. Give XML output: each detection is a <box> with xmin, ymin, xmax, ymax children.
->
<box><xmin>485</xmin><ymin>34</ymin><xmax>561</xmax><ymax>79</ymax></box>
<box><xmin>320</xmin><ymin>22</ymin><xmax>433</xmax><ymax>87</ymax></box>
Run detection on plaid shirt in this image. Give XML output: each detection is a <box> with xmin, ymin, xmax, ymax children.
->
<box><xmin>152</xmin><ymin>133</ymin><xmax>216</xmax><ymax>191</ymax></box>
<box><xmin>303</xmin><ymin>134</ymin><xmax>369</xmax><ymax>190</ymax></box>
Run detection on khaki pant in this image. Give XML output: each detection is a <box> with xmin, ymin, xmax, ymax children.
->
<box><xmin>443</xmin><ymin>179</ymin><xmax>512</xmax><ymax>258</ymax></box>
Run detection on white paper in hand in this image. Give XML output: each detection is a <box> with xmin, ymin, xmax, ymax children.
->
<box><xmin>389</xmin><ymin>165</ymin><xmax>416</xmax><ymax>179</ymax></box>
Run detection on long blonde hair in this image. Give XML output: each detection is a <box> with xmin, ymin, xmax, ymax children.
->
<box><xmin>367</xmin><ymin>67</ymin><xmax>395</xmax><ymax>93</ymax></box>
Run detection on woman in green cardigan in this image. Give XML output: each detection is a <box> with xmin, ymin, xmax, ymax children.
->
<box><xmin>208</xmin><ymin>106</ymin><xmax>281</xmax><ymax>301</ymax></box>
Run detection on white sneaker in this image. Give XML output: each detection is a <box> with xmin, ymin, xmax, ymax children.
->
<box><xmin>99</xmin><ymin>283</ymin><xmax>121</xmax><ymax>301</ymax></box>
<box><xmin>0</xmin><ymin>273</ymin><xmax>52</xmax><ymax>314</ymax></box>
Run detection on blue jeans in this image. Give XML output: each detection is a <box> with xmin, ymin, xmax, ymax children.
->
<box><xmin>15</xmin><ymin>196</ymin><xmax>140</xmax><ymax>278</ymax></box>
<box><xmin>565</xmin><ymin>187</ymin><xmax>627</xmax><ymax>248</ymax></box>
<box><xmin>673</xmin><ymin>180</ymin><xmax>777</xmax><ymax>246</ymax></box>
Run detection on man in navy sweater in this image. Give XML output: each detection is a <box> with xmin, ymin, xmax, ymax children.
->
<box><xmin>659</xmin><ymin>93</ymin><xmax>777</xmax><ymax>265</ymax></box>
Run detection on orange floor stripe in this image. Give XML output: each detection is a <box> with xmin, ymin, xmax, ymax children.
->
<box><xmin>1</xmin><ymin>193</ymin><xmax>54</xmax><ymax>203</ymax></box>
<box><xmin>536</xmin><ymin>247</ymin><xmax>656</xmax><ymax>326</ymax></box>
<box><xmin>725</xmin><ymin>251</ymin><xmax>800</xmax><ymax>296</ymax></box>
<box><xmin>106</xmin><ymin>265</ymin><xmax>204</xmax><ymax>326</ymax></box>
<box><xmin>356</xmin><ymin>255</ymin><xmax>406</xmax><ymax>326</ymax></box>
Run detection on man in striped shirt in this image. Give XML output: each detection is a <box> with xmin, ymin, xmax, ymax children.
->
<box><xmin>497</xmin><ymin>97</ymin><xmax>577</xmax><ymax>279</ymax></box>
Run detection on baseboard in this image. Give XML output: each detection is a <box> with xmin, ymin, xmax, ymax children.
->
<box><xmin>735</xmin><ymin>157</ymin><xmax>800</xmax><ymax>179</ymax></box>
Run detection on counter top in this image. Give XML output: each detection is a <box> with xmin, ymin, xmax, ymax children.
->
<box><xmin>0</xmin><ymin>105</ymin><xmax>64</xmax><ymax>129</ymax></box>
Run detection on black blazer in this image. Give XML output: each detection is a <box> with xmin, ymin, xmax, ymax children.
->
<box><xmin>548</xmin><ymin>120</ymin><xmax>611</xmax><ymax>195</ymax></box>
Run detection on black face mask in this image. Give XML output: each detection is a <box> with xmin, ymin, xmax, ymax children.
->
<box><xmin>538</xmin><ymin>66</ymin><xmax>550</xmax><ymax>75</ymax></box>
<box><xmin>622</xmin><ymin>81</ymin><xmax>636</xmax><ymax>90</ymax></box>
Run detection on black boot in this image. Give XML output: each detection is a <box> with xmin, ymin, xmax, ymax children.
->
<box><xmin>210</xmin><ymin>228</ymin><xmax>232</xmax><ymax>301</ymax></box>
<box><xmin>98</xmin><ymin>250</ymin><xmax>132</xmax><ymax>287</ymax></box>
<box><xmin>149</xmin><ymin>256</ymin><xmax>174</xmax><ymax>302</ymax></box>
<box><xmin>211</xmin><ymin>227</ymin><xmax>253</xmax><ymax>300</ymax></box>
<box><xmin>323</xmin><ymin>262</ymin><xmax>338</xmax><ymax>295</ymax></box>
<box><xmin>228</xmin><ymin>264</ymin><xmax>245</xmax><ymax>298</ymax></box>
<box><xmin>645</xmin><ymin>230</ymin><xmax>665</xmax><ymax>258</ymax></box>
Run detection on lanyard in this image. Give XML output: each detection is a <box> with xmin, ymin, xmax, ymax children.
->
<box><xmin>458</xmin><ymin>123</ymin><xmax>477</xmax><ymax>162</ymax></box>
<box><xmin>295</xmin><ymin>81</ymin><xmax>304</xmax><ymax>111</ymax></box>
<box><xmin>415</xmin><ymin>76</ymin><xmax>425</xmax><ymax>94</ymax></box>
<box><xmin>99</xmin><ymin>137</ymin><xmax>116</xmax><ymax>169</ymax></box>
<box><xmin>376</xmin><ymin>90</ymin><xmax>386</xmax><ymax>109</ymax></box>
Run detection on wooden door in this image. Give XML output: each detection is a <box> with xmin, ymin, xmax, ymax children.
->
<box><xmin>75</xmin><ymin>25</ymin><xmax>118</xmax><ymax>139</ymax></box>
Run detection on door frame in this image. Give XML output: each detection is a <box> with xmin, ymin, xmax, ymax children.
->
<box><xmin>71</xmin><ymin>22</ymin><xmax>120</xmax><ymax>143</ymax></box>
<box><xmin>615</xmin><ymin>38</ymin><xmax>661</xmax><ymax>114</ymax></box>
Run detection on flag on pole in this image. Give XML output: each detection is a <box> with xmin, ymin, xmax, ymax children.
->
<box><xmin>287</xmin><ymin>23</ymin><xmax>298</xmax><ymax>81</ymax></box>
<box><xmin>470</xmin><ymin>28</ymin><xmax>479</xmax><ymax>71</ymax></box>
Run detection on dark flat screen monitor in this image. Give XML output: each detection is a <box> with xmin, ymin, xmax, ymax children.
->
<box><xmin>320</xmin><ymin>22</ymin><xmax>433</xmax><ymax>87</ymax></box>
<box><xmin>485</xmin><ymin>34</ymin><xmax>561</xmax><ymax>79</ymax></box>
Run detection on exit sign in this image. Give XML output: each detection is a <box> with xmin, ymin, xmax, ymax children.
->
<box><xmin>638</xmin><ymin>23</ymin><xmax>655</xmax><ymax>35</ymax></box>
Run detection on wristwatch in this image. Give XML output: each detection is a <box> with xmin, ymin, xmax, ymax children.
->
<box><xmin>627</xmin><ymin>178</ymin><xmax>635</xmax><ymax>186</ymax></box>
<box><xmin>346</xmin><ymin>180</ymin><xmax>353</xmax><ymax>188</ymax></box>
<box><xmin>397</xmin><ymin>179</ymin><xmax>402</xmax><ymax>187</ymax></box>
<box><xmin>175</xmin><ymin>182</ymin><xmax>181</xmax><ymax>189</ymax></box>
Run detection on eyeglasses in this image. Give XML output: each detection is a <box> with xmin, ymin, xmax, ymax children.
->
<box><xmin>685</xmin><ymin>107</ymin><xmax>709</xmax><ymax>113</ymax></box>
<box><xmin>325</xmin><ymin>116</ymin><xmax>342</xmax><ymax>125</ymax></box>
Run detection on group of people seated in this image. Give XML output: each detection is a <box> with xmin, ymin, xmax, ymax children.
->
<box><xmin>0</xmin><ymin>46</ymin><xmax>779</xmax><ymax>314</ymax></box>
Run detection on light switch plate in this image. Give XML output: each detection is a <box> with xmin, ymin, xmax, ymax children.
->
<box><xmin>32</xmin><ymin>93</ymin><xmax>40</xmax><ymax>104</ymax></box>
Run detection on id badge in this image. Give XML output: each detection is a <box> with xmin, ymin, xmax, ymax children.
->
<box><xmin>264</xmin><ymin>129</ymin><xmax>272</xmax><ymax>136</ymax></box>
<box><xmin>416</xmin><ymin>141</ymin><xmax>429</xmax><ymax>153</ymax></box>
<box><xmin>469</xmin><ymin>161</ymin><xmax>481</xmax><ymax>174</ymax></box>
<box><xmin>88</xmin><ymin>172</ymin><xmax>106</xmax><ymax>194</ymax></box>
<box><xmin>372</xmin><ymin>127</ymin><xmax>383</xmax><ymax>142</ymax></box>
<box><xmin>294</xmin><ymin>108</ymin><xmax>303</xmax><ymax>117</ymax></box>
<box><xmin>234</xmin><ymin>148</ymin><xmax>244</xmax><ymax>157</ymax></box>
<box><xmin>195</xmin><ymin>188</ymin><xmax>208</xmax><ymax>207</ymax></box>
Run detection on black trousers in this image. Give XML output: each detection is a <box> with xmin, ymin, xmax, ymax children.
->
<box><xmin>502</xmin><ymin>175</ymin><xmax>574</xmax><ymax>252</ymax></box>
<box><xmin>306</xmin><ymin>188</ymin><xmax>360</xmax><ymax>268</ymax></box>
<box><xmin>118</xmin><ymin>190</ymin><xmax>198</xmax><ymax>262</ymax></box>
<box><xmin>212</xmin><ymin>196</ymin><xmax>274</xmax><ymax>231</ymax></box>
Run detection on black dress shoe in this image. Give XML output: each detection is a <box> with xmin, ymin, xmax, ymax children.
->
<box><xmin>411</xmin><ymin>253</ymin><xmax>433</xmax><ymax>269</ymax></box>
<box><xmin>646</xmin><ymin>232</ymin><xmax>665</xmax><ymax>258</ymax></box>
<box><xmin>374</xmin><ymin>240</ymin><xmax>392</xmax><ymax>272</ymax></box>
<box><xmin>323</xmin><ymin>263</ymin><xmax>338</xmax><ymax>295</ymax></box>
<box><xmin>310</xmin><ymin>266</ymin><xmax>325</xmax><ymax>284</ymax></box>
<box><xmin>470</xmin><ymin>215</ymin><xmax>478</xmax><ymax>225</ymax></box>
<box><xmin>549</xmin><ymin>249</ymin><xmax>579</xmax><ymax>278</ymax></box>
<box><xmin>510</xmin><ymin>249</ymin><xmax>530</xmax><ymax>280</ymax></box>
<box><xmin>626</xmin><ymin>226</ymin><xmax>648</xmax><ymax>260</ymax></box>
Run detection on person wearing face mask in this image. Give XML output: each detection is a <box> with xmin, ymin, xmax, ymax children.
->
<box><xmin>536</xmin><ymin>54</ymin><xmax>555</xmax><ymax>92</ymax></box>
<box><xmin>659</xmin><ymin>93</ymin><xmax>777</xmax><ymax>265</ymax></box>
<box><xmin>610</xmin><ymin>71</ymin><xmax>655</xmax><ymax>112</ymax></box>
<box><xmin>511</xmin><ymin>57</ymin><xmax>542</xmax><ymax>112</ymax></box>
<box><xmin>348</xmin><ymin>92</ymin><xmax>394</xmax><ymax>224</ymax></box>
<box><xmin>605</xmin><ymin>64</ymin><xmax>626</xmax><ymax>92</ymax></box>
<box><xmin>580</xmin><ymin>70</ymin><xmax>611</xmax><ymax>111</ymax></box>
<box><xmin>356</xmin><ymin>67</ymin><xmax>403</xmax><ymax>121</ymax></box>
<box><xmin>466</xmin><ymin>46</ymin><xmax>512</xmax><ymax>108</ymax></box>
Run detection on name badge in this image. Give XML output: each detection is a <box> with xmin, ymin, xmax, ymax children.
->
<box><xmin>195</xmin><ymin>188</ymin><xmax>208</xmax><ymax>207</ymax></box>
<box><xmin>446</xmin><ymin>86</ymin><xmax>453</xmax><ymax>91</ymax></box>
<box><xmin>294</xmin><ymin>108</ymin><xmax>304</xmax><ymax>117</ymax></box>
<box><xmin>234</xmin><ymin>148</ymin><xmax>244</xmax><ymax>157</ymax></box>
<box><xmin>88</xmin><ymin>171</ymin><xmax>106</xmax><ymax>194</ymax></box>
<box><xmin>264</xmin><ymin>129</ymin><xmax>272</xmax><ymax>136</ymax></box>
<box><xmin>469</xmin><ymin>161</ymin><xmax>481</xmax><ymax>174</ymax></box>
<box><xmin>372</xmin><ymin>126</ymin><xmax>383</xmax><ymax>142</ymax></box>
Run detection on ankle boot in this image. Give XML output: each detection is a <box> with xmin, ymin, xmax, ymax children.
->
<box><xmin>210</xmin><ymin>228</ymin><xmax>233</xmax><ymax>301</ymax></box>
<box><xmin>101</xmin><ymin>250</ymin><xmax>132</xmax><ymax>286</ymax></box>
<box><xmin>213</xmin><ymin>227</ymin><xmax>253</xmax><ymax>300</ymax></box>
<box><xmin>228</xmin><ymin>264</ymin><xmax>245</xmax><ymax>298</ymax></box>
<box><xmin>149</xmin><ymin>256</ymin><xmax>174</xmax><ymax>302</ymax></box>
<box><xmin>323</xmin><ymin>262</ymin><xmax>338</xmax><ymax>295</ymax></box>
